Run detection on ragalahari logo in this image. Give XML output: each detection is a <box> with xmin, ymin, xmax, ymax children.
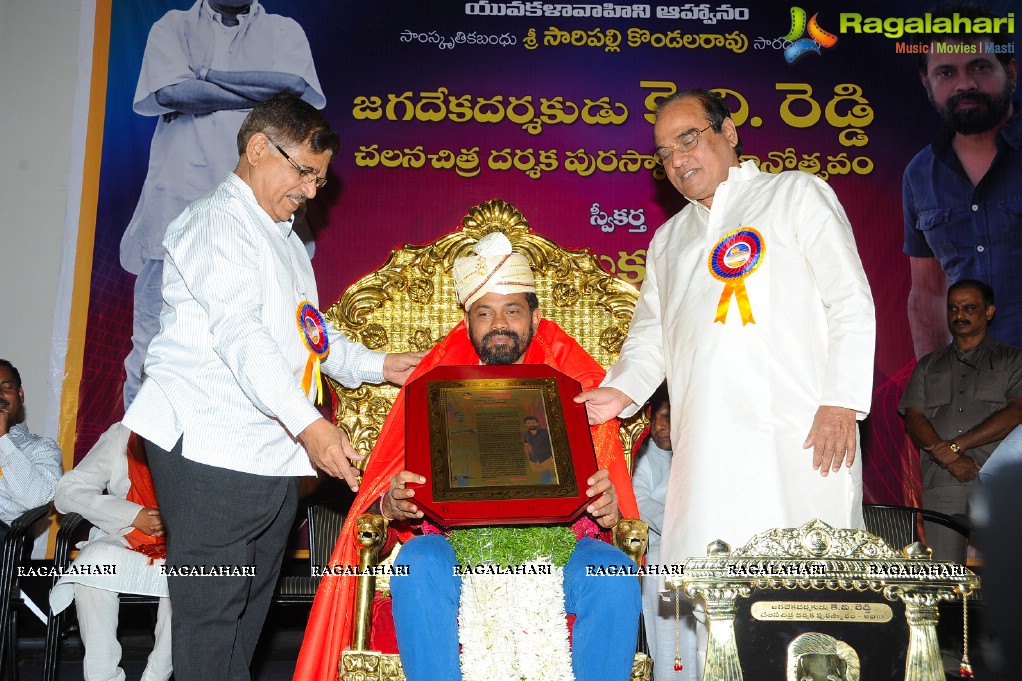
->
<box><xmin>781</xmin><ymin>7</ymin><xmax>838</xmax><ymax>63</ymax></box>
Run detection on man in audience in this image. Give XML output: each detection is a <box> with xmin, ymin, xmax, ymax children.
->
<box><xmin>632</xmin><ymin>383</ymin><xmax>694</xmax><ymax>680</ymax></box>
<box><xmin>900</xmin><ymin>279</ymin><xmax>1022</xmax><ymax>562</ymax></box>
<box><xmin>50</xmin><ymin>422</ymin><xmax>171</xmax><ymax>681</ymax></box>
<box><xmin>0</xmin><ymin>358</ymin><xmax>62</xmax><ymax>540</ymax></box>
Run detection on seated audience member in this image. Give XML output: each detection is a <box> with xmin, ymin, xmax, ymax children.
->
<box><xmin>0</xmin><ymin>358</ymin><xmax>62</xmax><ymax>540</ymax></box>
<box><xmin>632</xmin><ymin>383</ymin><xmax>695</xmax><ymax>680</ymax></box>
<box><xmin>296</xmin><ymin>232</ymin><xmax>641</xmax><ymax>681</ymax></box>
<box><xmin>50</xmin><ymin>422</ymin><xmax>171</xmax><ymax>681</ymax></box>
<box><xmin>900</xmin><ymin>280</ymin><xmax>1022</xmax><ymax>563</ymax></box>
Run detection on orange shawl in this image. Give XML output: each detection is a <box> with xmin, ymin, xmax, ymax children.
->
<box><xmin>124</xmin><ymin>432</ymin><xmax>167</xmax><ymax>561</ymax></box>
<box><xmin>294</xmin><ymin>319</ymin><xmax>638</xmax><ymax>680</ymax></box>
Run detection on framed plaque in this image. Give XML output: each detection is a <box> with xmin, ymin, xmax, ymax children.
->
<box><xmin>404</xmin><ymin>364</ymin><xmax>599</xmax><ymax>526</ymax></box>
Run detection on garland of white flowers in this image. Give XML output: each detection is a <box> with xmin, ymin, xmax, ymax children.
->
<box><xmin>458</xmin><ymin>561</ymin><xmax>574</xmax><ymax>681</ymax></box>
<box><xmin>452</xmin><ymin>527</ymin><xmax>576</xmax><ymax>681</ymax></box>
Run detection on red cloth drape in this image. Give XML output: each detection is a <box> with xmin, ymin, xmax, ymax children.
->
<box><xmin>294</xmin><ymin>319</ymin><xmax>638</xmax><ymax>680</ymax></box>
<box><xmin>124</xmin><ymin>432</ymin><xmax>166</xmax><ymax>562</ymax></box>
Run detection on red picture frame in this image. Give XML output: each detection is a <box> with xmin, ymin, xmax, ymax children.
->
<box><xmin>404</xmin><ymin>364</ymin><xmax>599</xmax><ymax>526</ymax></box>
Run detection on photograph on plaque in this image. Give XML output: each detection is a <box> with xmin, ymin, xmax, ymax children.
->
<box><xmin>404</xmin><ymin>364</ymin><xmax>599</xmax><ymax>526</ymax></box>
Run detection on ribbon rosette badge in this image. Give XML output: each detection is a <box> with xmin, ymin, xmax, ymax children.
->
<box><xmin>708</xmin><ymin>228</ymin><xmax>764</xmax><ymax>325</ymax></box>
<box><xmin>297</xmin><ymin>301</ymin><xmax>330</xmax><ymax>404</ymax></box>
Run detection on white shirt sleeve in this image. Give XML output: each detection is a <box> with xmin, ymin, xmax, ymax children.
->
<box><xmin>0</xmin><ymin>425</ymin><xmax>62</xmax><ymax>522</ymax></box>
<box><xmin>602</xmin><ymin>233</ymin><xmax>668</xmax><ymax>418</ymax></box>
<box><xmin>794</xmin><ymin>176</ymin><xmax>876</xmax><ymax>418</ymax></box>
<box><xmin>322</xmin><ymin>326</ymin><xmax>387</xmax><ymax>388</ymax></box>
<box><xmin>54</xmin><ymin>423</ymin><xmax>143</xmax><ymax>538</ymax></box>
<box><xmin>133</xmin><ymin>12</ymin><xmax>196</xmax><ymax>115</ymax></box>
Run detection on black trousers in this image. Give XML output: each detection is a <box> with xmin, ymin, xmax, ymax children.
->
<box><xmin>145</xmin><ymin>437</ymin><xmax>299</xmax><ymax>681</ymax></box>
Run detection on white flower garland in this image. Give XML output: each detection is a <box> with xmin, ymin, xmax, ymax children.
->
<box><xmin>458</xmin><ymin>560</ymin><xmax>575</xmax><ymax>681</ymax></box>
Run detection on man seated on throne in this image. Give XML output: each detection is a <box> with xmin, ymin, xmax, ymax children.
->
<box><xmin>296</xmin><ymin>232</ymin><xmax>641</xmax><ymax>681</ymax></box>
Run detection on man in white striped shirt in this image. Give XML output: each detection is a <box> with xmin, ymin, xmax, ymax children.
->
<box><xmin>0</xmin><ymin>359</ymin><xmax>62</xmax><ymax>541</ymax></box>
<box><xmin>122</xmin><ymin>94</ymin><xmax>422</xmax><ymax>681</ymax></box>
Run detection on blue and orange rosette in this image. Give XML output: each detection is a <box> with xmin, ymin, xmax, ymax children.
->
<box><xmin>296</xmin><ymin>301</ymin><xmax>330</xmax><ymax>404</ymax></box>
<box><xmin>707</xmin><ymin>228</ymin><xmax>764</xmax><ymax>325</ymax></box>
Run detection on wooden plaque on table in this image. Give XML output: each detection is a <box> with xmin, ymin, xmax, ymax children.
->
<box><xmin>404</xmin><ymin>364</ymin><xmax>598</xmax><ymax>526</ymax></box>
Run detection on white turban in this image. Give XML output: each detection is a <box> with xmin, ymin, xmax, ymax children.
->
<box><xmin>452</xmin><ymin>232</ymin><xmax>535</xmax><ymax>310</ymax></box>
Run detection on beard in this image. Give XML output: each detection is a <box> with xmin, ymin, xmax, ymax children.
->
<box><xmin>932</xmin><ymin>81</ymin><xmax>1013</xmax><ymax>135</ymax></box>
<box><xmin>0</xmin><ymin>398</ymin><xmax>23</xmax><ymax>426</ymax></box>
<box><xmin>470</xmin><ymin>326</ymin><xmax>535</xmax><ymax>365</ymax></box>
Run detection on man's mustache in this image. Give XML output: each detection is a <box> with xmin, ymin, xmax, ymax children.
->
<box><xmin>947</xmin><ymin>91</ymin><xmax>993</xmax><ymax>110</ymax></box>
<box><xmin>484</xmin><ymin>329</ymin><xmax>520</xmax><ymax>342</ymax></box>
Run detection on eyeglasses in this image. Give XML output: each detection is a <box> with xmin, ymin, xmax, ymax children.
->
<box><xmin>270</xmin><ymin>139</ymin><xmax>328</xmax><ymax>188</ymax></box>
<box><xmin>653</xmin><ymin>124</ymin><xmax>713</xmax><ymax>165</ymax></box>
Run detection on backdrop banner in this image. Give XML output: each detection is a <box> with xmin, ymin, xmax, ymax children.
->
<box><xmin>64</xmin><ymin>0</ymin><xmax>1021</xmax><ymax>508</ymax></box>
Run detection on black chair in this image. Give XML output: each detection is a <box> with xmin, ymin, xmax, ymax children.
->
<box><xmin>42</xmin><ymin>511</ymin><xmax>181</xmax><ymax>681</ymax></box>
<box><xmin>42</xmin><ymin>511</ymin><xmax>105</xmax><ymax>681</ymax></box>
<box><xmin>41</xmin><ymin>503</ymin><xmax>344</xmax><ymax>680</ymax></box>
<box><xmin>273</xmin><ymin>503</ymin><xmax>345</xmax><ymax>605</ymax></box>
<box><xmin>862</xmin><ymin>503</ymin><xmax>973</xmax><ymax>553</ymax></box>
<box><xmin>0</xmin><ymin>503</ymin><xmax>52</xmax><ymax>681</ymax></box>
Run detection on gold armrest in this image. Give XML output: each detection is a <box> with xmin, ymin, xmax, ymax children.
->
<box><xmin>352</xmin><ymin>513</ymin><xmax>388</xmax><ymax>652</ymax></box>
<box><xmin>613</xmin><ymin>518</ymin><xmax>649</xmax><ymax>569</ymax></box>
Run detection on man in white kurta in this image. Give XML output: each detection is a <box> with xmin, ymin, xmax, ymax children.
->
<box><xmin>120</xmin><ymin>0</ymin><xmax>324</xmax><ymax>407</ymax></box>
<box><xmin>578</xmin><ymin>88</ymin><xmax>875</xmax><ymax>570</ymax></box>
<box><xmin>50</xmin><ymin>422</ymin><xmax>171</xmax><ymax>681</ymax></box>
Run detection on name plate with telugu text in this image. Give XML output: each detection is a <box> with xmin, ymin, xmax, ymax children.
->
<box><xmin>751</xmin><ymin>601</ymin><xmax>894</xmax><ymax>623</ymax></box>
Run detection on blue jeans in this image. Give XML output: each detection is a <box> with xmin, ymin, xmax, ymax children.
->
<box><xmin>391</xmin><ymin>534</ymin><xmax>640</xmax><ymax>681</ymax></box>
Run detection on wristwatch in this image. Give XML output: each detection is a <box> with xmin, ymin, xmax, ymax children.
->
<box><xmin>949</xmin><ymin>441</ymin><xmax>961</xmax><ymax>453</ymax></box>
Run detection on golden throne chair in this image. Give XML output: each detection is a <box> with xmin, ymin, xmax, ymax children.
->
<box><xmin>323</xmin><ymin>198</ymin><xmax>652</xmax><ymax>681</ymax></box>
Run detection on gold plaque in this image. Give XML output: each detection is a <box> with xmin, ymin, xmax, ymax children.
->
<box><xmin>439</xmin><ymin>383</ymin><xmax>563</xmax><ymax>491</ymax></box>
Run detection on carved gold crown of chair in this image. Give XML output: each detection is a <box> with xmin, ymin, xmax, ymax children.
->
<box><xmin>322</xmin><ymin>199</ymin><xmax>652</xmax><ymax>681</ymax></box>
